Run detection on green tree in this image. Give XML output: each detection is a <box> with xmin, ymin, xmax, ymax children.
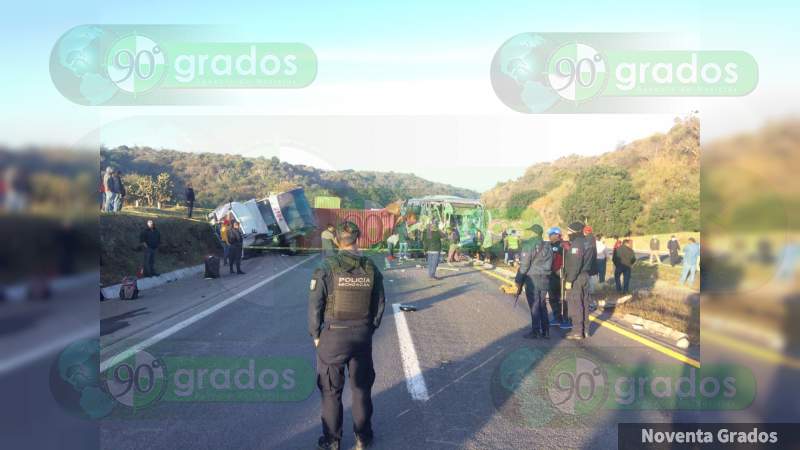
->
<box><xmin>123</xmin><ymin>172</ymin><xmax>155</xmax><ymax>206</ymax></box>
<box><xmin>561</xmin><ymin>166</ymin><xmax>642</xmax><ymax>236</ymax></box>
<box><xmin>154</xmin><ymin>172</ymin><xmax>175</xmax><ymax>207</ymax></box>
<box><xmin>505</xmin><ymin>190</ymin><xmax>543</xmax><ymax>220</ymax></box>
<box><xmin>643</xmin><ymin>191</ymin><xmax>700</xmax><ymax>233</ymax></box>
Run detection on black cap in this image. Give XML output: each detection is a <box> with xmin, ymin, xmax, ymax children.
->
<box><xmin>567</xmin><ymin>221</ymin><xmax>585</xmax><ymax>233</ymax></box>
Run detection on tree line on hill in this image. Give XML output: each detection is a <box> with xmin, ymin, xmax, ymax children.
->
<box><xmin>101</xmin><ymin>146</ymin><xmax>479</xmax><ymax>209</ymax></box>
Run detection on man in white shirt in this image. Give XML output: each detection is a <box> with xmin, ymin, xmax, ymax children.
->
<box><xmin>596</xmin><ymin>234</ymin><xmax>608</xmax><ymax>283</ymax></box>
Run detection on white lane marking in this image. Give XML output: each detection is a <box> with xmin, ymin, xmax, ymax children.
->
<box><xmin>100</xmin><ymin>255</ymin><xmax>316</xmax><ymax>372</ymax></box>
<box><xmin>0</xmin><ymin>324</ymin><xmax>98</xmax><ymax>376</ymax></box>
<box><xmin>392</xmin><ymin>303</ymin><xmax>429</xmax><ymax>401</ymax></box>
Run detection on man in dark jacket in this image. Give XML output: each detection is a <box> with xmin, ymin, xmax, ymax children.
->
<box><xmin>515</xmin><ymin>224</ymin><xmax>552</xmax><ymax>339</ymax></box>
<box><xmin>227</xmin><ymin>221</ymin><xmax>245</xmax><ymax>275</ymax></box>
<box><xmin>185</xmin><ymin>183</ymin><xmax>196</xmax><ymax>218</ymax></box>
<box><xmin>649</xmin><ymin>236</ymin><xmax>661</xmax><ymax>264</ymax></box>
<box><xmin>308</xmin><ymin>221</ymin><xmax>385</xmax><ymax>450</ymax></box>
<box><xmin>139</xmin><ymin>219</ymin><xmax>161</xmax><ymax>277</ymax></box>
<box><xmin>668</xmin><ymin>235</ymin><xmax>681</xmax><ymax>266</ymax></box>
<box><xmin>547</xmin><ymin>227</ymin><xmax>567</xmax><ymax>327</ymax></box>
<box><xmin>422</xmin><ymin>220</ymin><xmax>444</xmax><ymax>279</ymax></box>
<box><xmin>113</xmin><ymin>170</ymin><xmax>125</xmax><ymax>211</ymax></box>
<box><xmin>563</xmin><ymin>222</ymin><xmax>594</xmax><ymax>339</ymax></box>
<box><xmin>614</xmin><ymin>239</ymin><xmax>637</xmax><ymax>293</ymax></box>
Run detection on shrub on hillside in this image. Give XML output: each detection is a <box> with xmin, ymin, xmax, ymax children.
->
<box><xmin>561</xmin><ymin>166</ymin><xmax>642</xmax><ymax>236</ymax></box>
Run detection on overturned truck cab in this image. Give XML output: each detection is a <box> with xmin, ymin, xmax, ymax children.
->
<box><xmin>208</xmin><ymin>187</ymin><xmax>317</xmax><ymax>254</ymax></box>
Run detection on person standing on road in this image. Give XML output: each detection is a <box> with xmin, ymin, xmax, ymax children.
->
<box><xmin>422</xmin><ymin>220</ymin><xmax>444</xmax><ymax>279</ymax></box>
<box><xmin>614</xmin><ymin>239</ymin><xmax>636</xmax><ymax>294</ymax></box>
<box><xmin>308</xmin><ymin>221</ymin><xmax>386</xmax><ymax>450</ymax></box>
<box><xmin>139</xmin><ymin>219</ymin><xmax>161</xmax><ymax>277</ymax></box>
<box><xmin>447</xmin><ymin>226</ymin><xmax>460</xmax><ymax>264</ymax></box>
<box><xmin>220</xmin><ymin>219</ymin><xmax>231</xmax><ymax>266</ymax></box>
<box><xmin>595</xmin><ymin>234</ymin><xmax>608</xmax><ymax>283</ymax></box>
<box><xmin>680</xmin><ymin>237</ymin><xmax>701</xmax><ymax>287</ymax></box>
<box><xmin>113</xmin><ymin>170</ymin><xmax>125</xmax><ymax>212</ymax></box>
<box><xmin>474</xmin><ymin>230</ymin><xmax>485</xmax><ymax>262</ymax></box>
<box><xmin>321</xmin><ymin>224</ymin><xmax>338</xmax><ymax>258</ymax></box>
<box><xmin>547</xmin><ymin>227</ymin><xmax>568</xmax><ymax>327</ymax></box>
<box><xmin>515</xmin><ymin>224</ymin><xmax>552</xmax><ymax>339</ymax></box>
<box><xmin>583</xmin><ymin>225</ymin><xmax>598</xmax><ymax>294</ymax></box>
<box><xmin>227</xmin><ymin>221</ymin><xmax>245</xmax><ymax>275</ymax></box>
<box><xmin>563</xmin><ymin>222</ymin><xmax>594</xmax><ymax>340</ymax></box>
<box><xmin>649</xmin><ymin>235</ymin><xmax>661</xmax><ymax>264</ymax></box>
<box><xmin>396</xmin><ymin>219</ymin><xmax>409</xmax><ymax>260</ymax></box>
<box><xmin>505</xmin><ymin>230</ymin><xmax>520</xmax><ymax>267</ymax></box>
<box><xmin>500</xmin><ymin>227</ymin><xmax>508</xmax><ymax>264</ymax></box>
<box><xmin>185</xmin><ymin>183</ymin><xmax>196</xmax><ymax>218</ymax></box>
<box><xmin>668</xmin><ymin>235</ymin><xmax>681</xmax><ymax>266</ymax></box>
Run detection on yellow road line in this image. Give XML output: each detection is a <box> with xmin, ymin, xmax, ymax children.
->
<box><xmin>703</xmin><ymin>329</ymin><xmax>800</xmax><ymax>371</ymax></box>
<box><xmin>587</xmin><ymin>315</ymin><xmax>700</xmax><ymax>368</ymax></box>
<box><xmin>476</xmin><ymin>266</ymin><xmax>516</xmax><ymax>286</ymax></box>
<box><xmin>475</xmin><ymin>266</ymin><xmax>701</xmax><ymax>369</ymax></box>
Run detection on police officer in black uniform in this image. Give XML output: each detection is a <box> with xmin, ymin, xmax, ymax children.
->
<box><xmin>309</xmin><ymin>221</ymin><xmax>386</xmax><ymax>450</ymax></box>
<box><xmin>563</xmin><ymin>221</ymin><xmax>595</xmax><ymax>340</ymax></box>
<box><xmin>514</xmin><ymin>224</ymin><xmax>553</xmax><ymax>339</ymax></box>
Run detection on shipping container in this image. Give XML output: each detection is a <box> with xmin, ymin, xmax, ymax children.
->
<box><xmin>299</xmin><ymin>208</ymin><xmax>397</xmax><ymax>250</ymax></box>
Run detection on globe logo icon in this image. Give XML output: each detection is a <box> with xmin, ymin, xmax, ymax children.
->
<box><xmin>491</xmin><ymin>33</ymin><xmax>561</xmax><ymax>113</ymax></box>
<box><xmin>49</xmin><ymin>25</ymin><xmax>120</xmax><ymax>105</ymax></box>
<box><xmin>49</xmin><ymin>338</ymin><xmax>116</xmax><ymax>419</ymax></box>
<box><xmin>491</xmin><ymin>34</ymin><xmax>609</xmax><ymax>113</ymax></box>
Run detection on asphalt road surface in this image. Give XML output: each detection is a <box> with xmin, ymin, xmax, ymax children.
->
<box><xmin>88</xmin><ymin>253</ymin><xmax>789</xmax><ymax>449</ymax></box>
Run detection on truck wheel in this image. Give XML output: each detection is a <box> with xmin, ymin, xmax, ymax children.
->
<box><xmin>281</xmin><ymin>238</ymin><xmax>299</xmax><ymax>255</ymax></box>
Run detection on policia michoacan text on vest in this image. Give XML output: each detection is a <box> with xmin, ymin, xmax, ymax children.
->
<box><xmin>324</xmin><ymin>255</ymin><xmax>376</xmax><ymax>321</ymax></box>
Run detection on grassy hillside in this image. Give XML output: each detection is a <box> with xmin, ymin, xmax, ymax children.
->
<box><xmin>100</xmin><ymin>213</ymin><xmax>221</xmax><ymax>285</ymax></box>
<box><xmin>703</xmin><ymin>118</ymin><xmax>800</xmax><ymax>231</ymax></box>
<box><xmin>482</xmin><ymin>117</ymin><xmax>700</xmax><ymax>235</ymax></box>
<box><xmin>101</xmin><ymin>146</ymin><xmax>479</xmax><ymax>209</ymax></box>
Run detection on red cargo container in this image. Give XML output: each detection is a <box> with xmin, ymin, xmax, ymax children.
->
<box><xmin>298</xmin><ymin>208</ymin><xmax>397</xmax><ymax>249</ymax></box>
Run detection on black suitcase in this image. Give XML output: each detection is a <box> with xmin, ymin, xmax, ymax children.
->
<box><xmin>204</xmin><ymin>255</ymin><xmax>220</xmax><ymax>279</ymax></box>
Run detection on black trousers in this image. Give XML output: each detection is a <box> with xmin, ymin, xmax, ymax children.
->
<box><xmin>548</xmin><ymin>273</ymin><xmax>567</xmax><ymax>321</ymax></box>
<box><xmin>229</xmin><ymin>245</ymin><xmax>242</xmax><ymax>273</ymax></box>
<box><xmin>316</xmin><ymin>324</ymin><xmax>375</xmax><ymax>442</ymax></box>
<box><xmin>597</xmin><ymin>258</ymin><xmax>607</xmax><ymax>283</ymax></box>
<box><xmin>187</xmin><ymin>201</ymin><xmax>194</xmax><ymax>218</ymax></box>
<box><xmin>143</xmin><ymin>247</ymin><xmax>156</xmax><ymax>276</ymax></box>
<box><xmin>567</xmin><ymin>273</ymin><xmax>590</xmax><ymax>337</ymax></box>
<box><xmin>524</xmin><ymin>276</ymin><xmax>549</xmax><ymax>335</ymax></box>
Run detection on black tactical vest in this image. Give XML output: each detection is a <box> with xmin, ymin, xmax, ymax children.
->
<box><xmin>324</xmin><ymin>255</ymin><xmax>375</xmax><ymax>321</ymax></box>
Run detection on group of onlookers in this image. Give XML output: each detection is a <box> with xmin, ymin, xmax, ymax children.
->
<box><xmin>101</xmin><ymin>167</ymin><xmax>197</xmax><ymax>218</ymax></box>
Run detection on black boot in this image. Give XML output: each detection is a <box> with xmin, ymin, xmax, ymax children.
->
<box><xmin>354</xmin><ymin>434</ymin><xmax>373</xmax><ymax>449</ymax></box>
<box><xmin>317</xmin><ymin>436</ymin><xmax>340</xmax><ymax>450</ymax></box>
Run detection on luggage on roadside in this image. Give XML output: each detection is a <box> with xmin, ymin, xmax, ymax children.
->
<box><xmin>204</xmin><ymin>255</ymin><xmax>220</xmax><ymax>279</ymax></box>
<box><xmin>119</xmin><ymin>276</ymin><xmax>139</xmax><ymax>300</ymax></box>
